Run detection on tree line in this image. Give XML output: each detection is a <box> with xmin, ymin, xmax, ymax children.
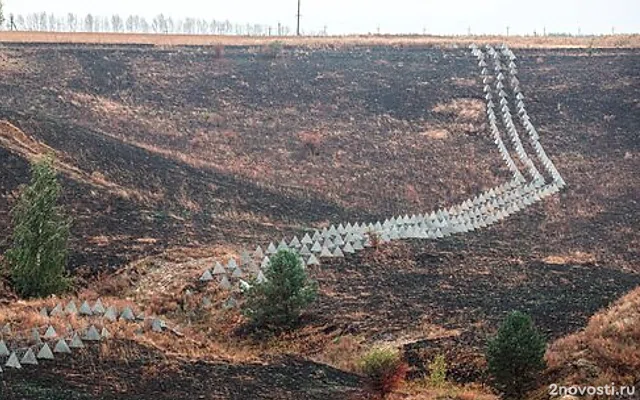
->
<box><xmin>4</xmin><ymin>12</ymin><xmax>299</xmax><ymax>36</ymax></box>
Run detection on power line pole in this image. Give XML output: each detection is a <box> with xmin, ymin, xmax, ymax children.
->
<box><xmin>296</xmin><ymin>0</ymin><xmax>301</xmax><ymax>36</ymax></box>
<box><xmin>506</xmin><ymin>26</ymin><xmax>510</xmax><ymax>36</ymax></box>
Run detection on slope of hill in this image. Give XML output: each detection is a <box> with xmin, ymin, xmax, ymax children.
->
<box><xmin>0</xmin><ymin>42</ymin><xmax>638</xmax><ymax>399</ymax></box>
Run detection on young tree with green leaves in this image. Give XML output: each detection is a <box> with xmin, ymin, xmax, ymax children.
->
<box><xmin>242</xmin><ymin>249</ymin><xmax>317</xmax><ymax>330</ymax></box>
<box><xmin>5</xmin><ymin>157</ymin><xmax>71</xmax><ymax>298</ymax></box>
<box><xmin>486</xmin><ymin>311</ymin><xmax>547</xmax><ymax>398</ymax></box>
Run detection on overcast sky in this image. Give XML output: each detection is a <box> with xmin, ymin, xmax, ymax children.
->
<box><xmin>5</xmin><ymin>0</ymin><xmax>640</xmax><ymax>35</ymax></box>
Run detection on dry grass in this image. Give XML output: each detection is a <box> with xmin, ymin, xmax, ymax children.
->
<box><xmin>1</xmin><ymin>32</ymin><xmax>639</xmax><ymax>48</ymax></box>
<box><xmin>543</xmin><ymin>251</ymin><xmax>597</xmax><ymax>265</ymax></box>
<box><xmin>393</xmin><ymin>381</ymin><xmax>498</xmax><ymax>400</ymax></box>
<box><xmin>432</xmin><ymin>98</ymin><xmax>485</xmax><ymax>123</ymax></box>
<box><xmin>545</xmin><ymin>286</ymin><xmax>640</xmax><ymax>386</ymax></box>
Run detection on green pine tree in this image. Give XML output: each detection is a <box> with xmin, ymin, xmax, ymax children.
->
<box><xmin>5</xmin><ymin>157</ymin><xmax>71</xmax><ymax>298</ymax></box>
<box><xmin>242</xmin><ymin>249</ymin><xmax>317</xmax><ymax>330</ymax></box>
<box><xmin>486</xmin><ymin>311</ymin><xmax>547</xmax><ymax>399</ymax></box>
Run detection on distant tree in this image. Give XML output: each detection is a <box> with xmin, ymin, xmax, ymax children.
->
<box><xmin>38</xmin><ymin>12</ymin><xmax>47</xmax><ymax>31</ymax></box>
<box><xmin>16</xmin><ymin>14</ymin><xmax>25</xmax><ymax>30</ymax></box>
<box><xmin>84</xmin><ymin>14</ymin><xmax>93</xmax><ymax>32</ymax></box>
<box><xmin>125</xmin><ymin>15</ymin><xmax>134</xmax><ymax>32</ymax></box>
<box><xmin>152</xmin><ymin>14</ymin><xmax>166</xmax><ymax>33</ymax></box>
<box><xmin>0</xmin><ymin>1</ymin><xmax>5</xmax><ymax>29</ymax></box>
<box><xmin>111</xmin><ymin>14</ymin><xmax>123</xmax><ymax>32</ymax></box>
<box><xmin>67</xmin><ymin>13</ymin><xmax>77</xmax><ymax>31</ymax></box>
<box><xmin>139</xmin><ymin>17</ymin><xmax>149</xmax><ymax>33</ymax></box>
<box><xmin>486</xmin><ymin>311</ymin><xmax>547</xmax><ymax>398</ymax></box>
<box><xmin>5</xmin><ymin>157</ymin><xmax>71</xmax><ymax>298</ymax></box>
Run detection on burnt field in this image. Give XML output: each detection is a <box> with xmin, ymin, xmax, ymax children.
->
<box><xmin>0</xmin><ymin>44</ymin><xmax>638</xmax><ymax>272</ymax></box>
<box><xmin>0</xmin><ymin>42</ymin><xmax>639</xmax><ymax>399</ymax></box>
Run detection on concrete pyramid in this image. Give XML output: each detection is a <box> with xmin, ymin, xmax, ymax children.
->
<box><xmin>200</xmin><ymin>269</ymin><xmax>214</xmax><ymax>282</ymax></box>
<box><xmin>301</xmin><ymin>233</ymin><xmax>313</xmax><ymax>245</ymax></box>
<box><xmin>21</xmin><ymin>348</ymin><xmax>38</xmax><ymax>365</ymax></box>
<box><xmin>40</xmin><ymin>307</ymin><xmax>49</xmax><ymax>317</ymax></box>
<box><xmin>306</xmin><ymin>254</ymin><xmax>320</xmax><ymax>266</ymax></box>
<box><xmin>289</xmin><ymin>236</ymin><xmax>301</xmax><ymax>248</ymax></box>
<box><xmin>201</xmin><ymin>297</ymin><xmax>212</xmax><ymax>307</ymax></box>
<box><xmin>5</xmin><ymin>352</ymin><xmax>21</xmax><ymax>369</ymax></box>
<box><xmin>328</xmin><ymin>225</ymin><xmax>338</xmax><ymax>236</ymax></box>
<box><xmin>120</xmin><ymin>307</ymin><xmax>136</xmax><ymax>321</ymax></box>
<box><xmin>343</xmin><ymin>242</ymin><xmax>355</xmax><ymax>254</ymax></box>
<box><xmin>65</xmin><ymin>301</ymin><xmax>78</xmax><ymax>315</ymax></box>
<box><xmin>240</xmin><ymin>249</ymin><xmax>252</xmax><ymax>266</ymax></box>
<box><xmin>0</xmin><ymin>340</ymin><xmax>9</xmax><ymax>357</ymax></box>
<box><xmin>299</xmin><ymin>244</ymin><xmax>311</xmax><ymax>255</ymax></box>
<box><xmin>311</xmin><ymin>241</ymin><xmax>322</xmax><ymax>253</ymax></box>
<box><xmin>151</xmin><ymin>319</ymin><xmax>164</xmax><ymax>332</ymax></box>
<box><xmin>333</xmin><ymin>247</ymin><xmax>344</xmax><ymax>258</ymax></box>
<box><xmin>253</xmin><ymin>246</ymin><xmax>264</xmax><ymax>259</ymax></box>
<box><xmin>323</xmin><ymin>238</ymin><xmax>335</xmax><ymax>249</ymax></box>
<box><xmin>319</xmin><ymin>246</ymin><xmax>333</xmax><ymax>258</ymax></box>
<box><xmin>337</xmin><ymin>223</ymin><xmax>346</xmax><ymax>234</ymax></box>
<box><xmin>260</xmin><ymin>256</ymin><xmax>270</xmax><ymax>269</ymax></box>
<box><xmin>101</xmin><ymin>328</ymin><xmax>111</xmax><ymax>339</ymax></box>
<box><xmin>32</xmin><ymin>328</ymin><xmax>43</xmax><ymax>345</ymax></box>
<box><xmin>103</xmin><ymin>306</ymin><xmax>118</xmax><ymax>322</ymax></box>
<box><xmin>227</xmin><ymin>258</ymin><xmax>238</xmax><ymax>270</ymax></box>
<box><xmin>256</xmin><ymin>270</ymin><xmax>267</xmax><ymax>284</ymax></box>
<box><xmin>334</xmin><ymin>235</ymin><xmax>344</xmax><ymax>246</ymax></box>
<box><xmin>54</xmin><ymin>339</ymin><xmax>71</xmax><ymax>354</ymax></box>
<box><xmin>37</xmin><ymin>343</ymin><xmax>54</xmax><ymax>360</ymax></box>
<box><xmin>267</xmin><ymin>242</ymin><xmax>277</xmax><ymax>254</ymax></box>
<box><xmin>312</xmin><ymin>231</ymin><xmax>321</xmax><ymax>241</ymax></box>
<box><xmin>79</xmin><ymin>300</ymin><xmax>93</xmax><ymax>316</ymax></box>
<box><xmin>212</xmin><ymin>261</ymin><xmax>226</xmax><ymax>275</ymax></box>
<box><xmin>223</xmin><ymin>297</ymin><xmax>238</xmax><ymax>309</ymax></box>
<box><xmin>84</xmin><ymin>325</ymin><xmax>101</xmax><ymax>341</ymax></box>
<box><xmin>69</xmin><ymin>333</ymin><xmax>84</xmax><ymax>349</ymax></box>
<box><xmin>92</xmin><ymin>299</ymin><xmax>106</xmax><ymax>315</ymax></box>
<box><xmin>219</xmin><ymin>275</ymin><xmax>232</xmax><ymax>290</ymax></box>
<box><xmin>232</xmin><ymin>267</ymin><xmax>244</xmax><ymax>278</ymax></box>
<box><xmin>277</xmin><ymin>239</ymin><xmax>289</xmax><ymax>251</ymax></box>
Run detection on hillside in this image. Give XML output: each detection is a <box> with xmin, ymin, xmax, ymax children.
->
<box><xmin>0</xmin><ymin>42</ymin><xmax>638</xmax><ymax>399</ymax></box>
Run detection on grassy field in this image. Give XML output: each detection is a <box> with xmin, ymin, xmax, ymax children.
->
<box><xmin>0</xmin><ymin>31</ymin><xmax>639</xmax><ymax>48</ymax></box>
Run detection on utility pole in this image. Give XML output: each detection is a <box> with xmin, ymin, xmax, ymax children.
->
<box><xmin>296</xmin><ymin>0</ymin><xmax>301</xmax><ymax>36</ymax></box>
<box><xmin>506</xmin><ymin>26</ymin><xmax>510</xmax><ymax>36</ymax></box>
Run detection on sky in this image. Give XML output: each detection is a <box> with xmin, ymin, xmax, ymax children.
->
<box><xmin>4</xmin><ymin>0</ymin><xmax>640</xmax><ymax>35</ymax></box>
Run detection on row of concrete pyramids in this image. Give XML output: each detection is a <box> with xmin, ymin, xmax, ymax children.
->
<box><xmin>198</xmin><ymin>45</ymin><xmax>566</xmax><ymax>297</ymax></box>
<box><xmin>34</xmin><ymin>300</ymin><xmax>142</xmax><ymax>323</ymax></box>
<box><xmin>0</xmin><ymin>325</ymin><xmax>108</xmax><ymax>372</ymax></box>
<box><xmin>471</xmin><ymin>44</ymin><xmax>565</xmax><ymax>189</ymax></box>
<box><xmin>476</xmin><ymin>48</ymin><xmax>546</xmax><ymax>182</ymax></box>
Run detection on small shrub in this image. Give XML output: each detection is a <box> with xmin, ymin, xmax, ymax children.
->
<box><xmin>486</xmin><ymin>311</ymin><xmax>546</xmax><ymax>398</ymax></box>
<box><xmin>242</xmin><ymin>249</ymin><xmax>317</xmax><ymax>330</ymax></box>
<box><xmin>4</xmin><ymin>157</ymin><xmax>71</xmax><ymax>298</ymax></box>
<box><xmin>260</xmin><ymin>40</ymin><xmax>284</xmax><ymax>59</ymax></box>
<box><xmin>428</xmin><ymin>354</ymin><xmax>447</xmax><ymax>388</ymax></box>
<box><xmin>359</xmin><ymin>347</ymin><xmax>409</xmax><ymax>399</ymax></box>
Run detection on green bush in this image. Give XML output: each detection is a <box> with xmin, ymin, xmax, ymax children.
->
<box><xmin>359</xmin><ymin>347</ymin><xmax>408</xmax><ymax>399</ymax></box>
<box><xmin>427</xmin><ymin>354</ymin><xmax>447</xmax><ymax>388</ymax></box>
<box><xmin>5</xmin><ymin>157</ymin><xmax>71</xmax><ymax>298</ymax></box>
<box><xmin>242</xmin><ymin>249</ymin><xmax>317</xmax><ymax>330</ymax></box>
<box><xmin>486</xmin><ymin>311</ymin><xmax>547</xmax><ymax>398</ymax></box>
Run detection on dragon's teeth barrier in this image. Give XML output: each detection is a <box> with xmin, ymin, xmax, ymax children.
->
<box><xmin>200</xmin><ymin>44</ymin><xmax>566</xmax><ymax>298</ymax></box>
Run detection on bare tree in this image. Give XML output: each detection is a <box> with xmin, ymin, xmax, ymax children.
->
<box><xmin>111</xmin><ymin>14</ymin><xmax>123</xmax><ymax>32</ymax></box>
<box><xmin>84</xmin><ymin>14</ymin><xmax>93</xmax><ymax>32</ymax></box>
<box><xmin>152</xmin><ymin>14</ymin><xmax>166</xmax><ymax>33</ymax></box>
<box><xmin>0</xmin><ymin>0</ymin><xmax>5</xmax><ymax>29</ymax></box>
<box><xmin>16</xmin><ymin>14</ymin><xmax>25</xmax><ymax>30</ymax></box>
<box><xmin>67</xmin><ymin>13</ymin><xmax>77</xmax><ymax>31</ymax></box>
